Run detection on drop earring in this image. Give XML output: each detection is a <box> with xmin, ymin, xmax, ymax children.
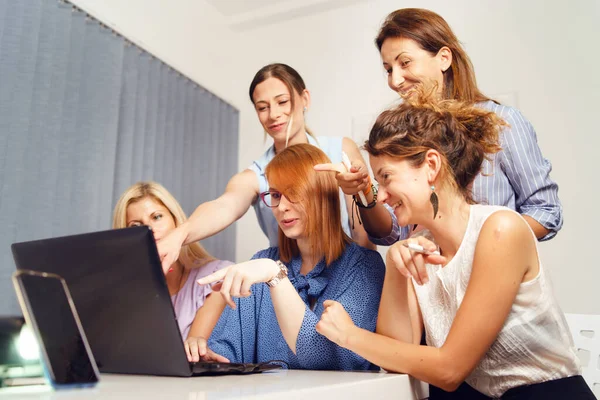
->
<box><xmin>430</xmin><ymin>185</ymin><xmax>439</xmax><ymax>219</ymax></box>
<box><xmin>303</xmin><ymin>106</ymin><xmax>307</xmax><ymax>113</ymax></box>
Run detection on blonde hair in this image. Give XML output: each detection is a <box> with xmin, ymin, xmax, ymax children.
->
<box><xmin>112</xmin><ymin>181</ymin><xmax>214</xmax><ymax>269</ymax></box>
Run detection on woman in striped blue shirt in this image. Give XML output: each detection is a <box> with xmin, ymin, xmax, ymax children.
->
<box><xmin>323</xmin><ymin>8</ymin><xmax>562</xmax><ymax>277</ymax></box>
<box><xmin>321</xmin><ymin>8</ymin><xmax>564</xmax><ymax>399</ymax></box>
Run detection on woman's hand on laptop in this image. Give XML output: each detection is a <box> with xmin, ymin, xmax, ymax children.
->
<box><xmin>184</xmin><ymin>336</ymin><xmax>230</xmax><ymax>363</ymax></box>
<box><xmin>197</xmin><ymin>259</ymin><xmax>280</xmax><ymax>309</ymax></box>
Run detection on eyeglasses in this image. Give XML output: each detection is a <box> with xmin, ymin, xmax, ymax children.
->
<box><xmin>259</xmin><ymin>190</ymin><xmax>296</xmax><ymax>208</ymax></box>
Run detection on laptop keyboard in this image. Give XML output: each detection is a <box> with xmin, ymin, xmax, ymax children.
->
<box><xmin>190</xmin><ymin>361</ymin><xmax>283</xmax><ymax>375</ymax></box>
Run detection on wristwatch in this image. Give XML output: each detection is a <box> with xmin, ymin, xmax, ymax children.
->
<box><xmin>266</xmin><ymin>260</ymin><xmax>288</xmax><ymax>288</ymax></box>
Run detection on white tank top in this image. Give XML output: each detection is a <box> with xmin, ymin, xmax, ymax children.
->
<box><xmin>413</xmin><ymin>205</ymin><xmax>580</xmax><ymax>398</ymax></box>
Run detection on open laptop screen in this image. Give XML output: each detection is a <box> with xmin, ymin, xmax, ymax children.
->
<box><xmin>11</xmin><ymin>227</ymin><xmax>193</xmax><ymax>376</ymax></box>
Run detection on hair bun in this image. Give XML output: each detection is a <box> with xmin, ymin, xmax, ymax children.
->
<box><xmin>365</xmin><ymin>85</ymin><xmax>506</xmax><ymax>203</ymax></box>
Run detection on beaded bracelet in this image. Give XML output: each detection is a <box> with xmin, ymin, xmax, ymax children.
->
<box><xmin>354</xmin><ymin>184</ymin><xmax>378</xmax><ymax>209</ymax></box>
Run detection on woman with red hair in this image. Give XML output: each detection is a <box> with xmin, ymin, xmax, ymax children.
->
<box><xmin>194</xmin><ymin>144</ymin><xmax>385</xmax><ymax>370</ymax></box>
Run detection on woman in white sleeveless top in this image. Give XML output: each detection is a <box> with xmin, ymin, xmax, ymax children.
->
<box><xmin>315</xmin><ymin>89</ymin><xmax>594</xmax><ymax>399</ymax></box>
<box><xmin>156</xmin><ymin>63</ymin><xmax>373</xmax><ymax>274</ymax></box>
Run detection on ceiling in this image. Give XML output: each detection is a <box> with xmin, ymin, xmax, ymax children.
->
<box><xmin>205</xmin><ymin>0</ymin><xmax>297</xmax><ymax>17</ymax></box>
<box><xmin>205</xmin><ymin>0</ymin><xmax>369</xmax><ymax>31</ymax></box>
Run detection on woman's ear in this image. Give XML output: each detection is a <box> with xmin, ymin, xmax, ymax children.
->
<box><xmin>301</xmin><ymin>89</ymin><xmax>311</xmax><ymax>112</ymax></box>
<box><xmin>437</xmin><ymin>46</ymin><xmax>452</xmax><ymax>72</ymax></box>
<box><xmin>425</xmin><ymin>149</ymin><xmax>442</xmax><ymax>183</ymax></box>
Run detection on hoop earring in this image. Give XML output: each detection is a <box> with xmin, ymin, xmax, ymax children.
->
<box><xmin>430</xmin><ymin>185</ymin><xmax>439</xmax><ymax>219</ymax></box>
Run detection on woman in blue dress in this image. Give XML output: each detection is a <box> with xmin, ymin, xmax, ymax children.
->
<box><xmin>195</xmin><ymin>143</ymin><xmax>385</xmax><ymax>370</ymax></box>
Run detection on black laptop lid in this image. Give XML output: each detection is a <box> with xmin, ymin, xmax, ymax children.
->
<box><xmin>11</xmin><ymin>227</ymin><xmax>192</xmax><ymax>376</ymax></box>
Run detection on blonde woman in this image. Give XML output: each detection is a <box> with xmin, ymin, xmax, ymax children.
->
<box><xmin>113</xmin><ymin>181</ymin><xmax>231</xmax><ymax>362</ymax></box>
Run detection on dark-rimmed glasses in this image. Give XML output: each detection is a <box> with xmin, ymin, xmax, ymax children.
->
<box><xmin>259</xmin><ymin>190</ymin><xmax>295</xmax><ymax>208</ymax></box>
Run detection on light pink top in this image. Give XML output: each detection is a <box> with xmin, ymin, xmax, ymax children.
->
<box><xmin>171</xmin><ymin>259</ymin><xmax>233</xmax><ymax>340</ymax></box>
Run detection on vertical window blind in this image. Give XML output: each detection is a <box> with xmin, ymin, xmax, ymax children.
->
<box><xmin>0</xmin><ymin>0</ymin><xmax>239</xmax><ymax>314</ymax></box>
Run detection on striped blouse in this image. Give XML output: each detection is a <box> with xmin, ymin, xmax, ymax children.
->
<box><xmin>369</xmin><ymin>100</ymin><xmax>563</xmax><ymax>245</ymax></box>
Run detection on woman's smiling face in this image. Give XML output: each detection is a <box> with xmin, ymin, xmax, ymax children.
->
<box><xmin>370</xmin><ymin>154</ymin><xmax>433</xmax><ymax>227</ymax></box>
<box><xmin>380</xmin><ymin>37</ymin><xmax>449</xmax><ymax>96</ymax></box>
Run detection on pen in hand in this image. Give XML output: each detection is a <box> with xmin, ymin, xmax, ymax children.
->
<box><xmin>341</xmin><ymin>151</ymin><xmax>368</xmax><ymax>207</ymax></box>
<box><xmin>403</xmin><ymin>242</ymin><xmax>441</xmax><ymax>256</ymax></box>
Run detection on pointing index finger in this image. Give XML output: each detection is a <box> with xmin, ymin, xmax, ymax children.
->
<box><xmin>197</xmin><ymin>267</ymin><xmax>229</xmax><ymax>285</ymax></box>
<box><xmin>314</xmin><ymin>163</ymin><xmax>346</xmax><ymax>174</ymax></box>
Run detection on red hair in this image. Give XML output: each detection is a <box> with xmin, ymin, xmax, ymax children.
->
<box><xmin>265</xmin><ymin>144</ymin><xmax>350</xmax><ymax>265</ymax></box>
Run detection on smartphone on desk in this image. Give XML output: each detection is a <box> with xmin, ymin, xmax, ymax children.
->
<box><xmin>12</xmin><ymin>270</ymin><xmax>100</xmax><ymax>389</ymax></box>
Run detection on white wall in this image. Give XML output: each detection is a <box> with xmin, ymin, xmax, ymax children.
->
<box><xmin>72</xmin><ymin>0</ymin><xmax>600</xmax><ymax>314</ymax></box>
<box><xmin>237</xmin><ymin>0</ymin><xmax>600</xmax><ymax>315</ymax></box>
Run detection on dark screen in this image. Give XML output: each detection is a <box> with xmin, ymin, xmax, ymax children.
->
<box><xmin>12</xmin><ymin>227</ymin><xmax>193</xmax><ymax>376</ymax></box>
<box><xmin>17</xmin><ymin>273</ymin><xmax>98</xmax><ymax>385</ymax></box>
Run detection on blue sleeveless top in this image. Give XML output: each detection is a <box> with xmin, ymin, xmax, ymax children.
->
<box><xmin>248</xmin><ymin>135</ymin><xmax>351</xmax><ymax>247</ymax></box>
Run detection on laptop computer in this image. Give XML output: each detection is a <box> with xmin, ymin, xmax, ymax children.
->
<box><xmin>11</xmin><ymin>226</ymin><xmax>282</xmax><ymax>377</ymax></box>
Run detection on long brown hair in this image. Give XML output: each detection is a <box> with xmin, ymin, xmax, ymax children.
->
<box><xmin>376</xmin><ymin>8</ymin><xmax>491</xmax><ymax>103</ymax></box>
<box><xmin>365</xmin><ymin>88</ymin><xmax>504</xmax><ymax>203</ymax></box>
<box><xmin>249</xmin><ymin>63</ymin><xmax>316</xmax><ymax>139</ymax></box>
<box><xmin>265</xmin><ymin>144</ymin><xmax>350</xmax><ymax>265</ymax></box>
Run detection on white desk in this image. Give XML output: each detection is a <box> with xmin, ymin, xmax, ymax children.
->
<box><xmin>0</xmin><ymin>370</ymin><xmax>428</xmax><ymax>399</ymax></box>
